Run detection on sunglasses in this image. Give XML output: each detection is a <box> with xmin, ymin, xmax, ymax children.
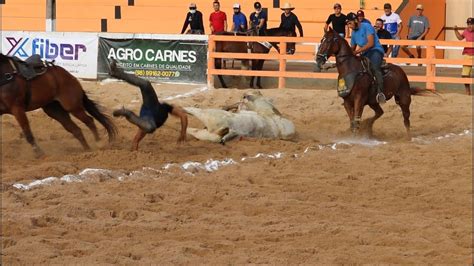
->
<box><xmin>189</xmin><ymin>7</ymin><xmax>196</xmax><ymax>10</ymax></box>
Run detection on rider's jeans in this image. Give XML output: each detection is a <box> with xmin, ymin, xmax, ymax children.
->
<box><xmin>365</xmin><ymin>49</ymin><xmax>383</xmax><ymax>70</ymax></box>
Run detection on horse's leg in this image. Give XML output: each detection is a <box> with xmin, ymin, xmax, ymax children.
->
<box><xmin>215</xmin><ymin>58</ymin><xmax>227</xmax><ymax>88</ymax></box>
<box><xmin>250</xmin><ymin>59</ymin><xmax>257</xmax><ymax>88</ymax></box>
<box><xmin>352</xmin><ymin>93</ymin><xmax>367</xmax><ymax>134</ymax></box>
<box><xmin>398</xmin><ymin>95</ymin><xmax>412</xmax><ymax>140</ymax></box>
<box><xmin>367</xmin><ymin>103</ymin><xmax>384</xmax><ymax>137</ymax></box>
<box><xmin>69</xmin><ymin>107</ymin><xmax>100</xmax><ymax>141</ymax></box>
<box><xmin>343</xmin><ymin>99</ymin><xmax>355</xmax><ymax>131</ymax></box>
<box><xmin>11</xmin><ymin>107</ymin><xmax>44</xmax><ymax>158</ymax></box>
<box><xmin>256</xmin><ymin>60</ymin><xmax>265</xmax><ymax>89</ymax></box>
<box><xmin>42</xmin><ymin>102</ymin><xmax>91</xmax><ymax>150</ymax></box>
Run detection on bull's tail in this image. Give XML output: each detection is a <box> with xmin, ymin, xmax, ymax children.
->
<box><xmin>83</xmin><ymin>94</ymin><xmax>118</xmax><ymax>142</ymax></box>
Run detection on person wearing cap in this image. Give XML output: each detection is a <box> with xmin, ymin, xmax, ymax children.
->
<box><xmin>180</xmin><ymin>3</ymin><xmax>205</xmax><ymax>34</ymax></box>
<box><xmin>325</xmin><ymin>3</ymin><xmax>348</xmax><ymax>38</ymax></box>
<box><xmin>279</xmin><ymin>3</ymin><xmax>303</xmax><ymax>54</ymax></box>
<box><xmin>401</xmin><ymin>4</ymin><xmax>430</xmax><ymax>61</ymax></box>
<box><xmin>231</xmin><ymin>3</ymin><xmax>247</xmax><ymax>33</ymax></box>
<box><xmin>347</xmin><ymin>12</ymin><xmax>387</xmax><ymax>103</ymax></box>
<box><xmin>209</xmin><ymin>1</ymin><xmax>227</xmax><ymax>34</ymax></box>
<box><xmin>454</xmin><ymin>17</ymin><xmax>474</xmax><ymax>95</ymax></box>
<box><xmin>357</xmin><ymin>10</ymin><xmax>371</xmax><ymax>24</ymax></box>
<box><xmin>249</xmin><ymin>1</ymin><xmax>268</xmax><ymax>36</ymax></box>
<box><xmin>380</xmin><ymin>3</ymin><xmax>403</xmax><ymax>57</ymax></box>
<box><xmin>374</xmin><ymin>18</ymin><xmax>393</xmax><ymax>57</ymax></box>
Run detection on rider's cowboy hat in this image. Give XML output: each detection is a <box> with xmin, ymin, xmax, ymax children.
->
<box><xmin>280</xmin><ymin>3</ymin><xmax>295</xmax><ymax>10</ymax></box>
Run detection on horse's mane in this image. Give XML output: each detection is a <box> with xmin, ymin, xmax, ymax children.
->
<box><xmin>0</xmin><ymin>53</ymin><xmax>9</xmax><ymax>62</ymax></box>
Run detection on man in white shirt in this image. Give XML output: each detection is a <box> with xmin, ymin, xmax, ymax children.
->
<box><xmin>380</xmin><ymin>3</ymin><xmax>402</xmax><ymax>57</ymax></box>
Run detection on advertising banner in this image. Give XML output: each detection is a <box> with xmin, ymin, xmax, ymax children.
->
<box><xmin>98</xmin><ymin>38</ymin><xmax>207</xmax><ymax>83</ymax></box>
<box><xmin>1</xmin><ymin>31</ymin><xmax>98</xmax><ymax>79</ymax></box>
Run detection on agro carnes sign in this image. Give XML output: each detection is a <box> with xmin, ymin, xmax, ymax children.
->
<box><xmin>1</xmin><ymin>31</ymin><xmax>98</xmax><ymax>79</ymax></box>
<box><xmin>98</xmin><ymin>38</ymin><xmax>207</xmax><ymax>83</ymax></box>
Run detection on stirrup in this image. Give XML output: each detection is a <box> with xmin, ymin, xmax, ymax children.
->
<box><xmin>376</xmin><ymin>93</ymin><xmax>386</xmax><ymax>104</ymax></box>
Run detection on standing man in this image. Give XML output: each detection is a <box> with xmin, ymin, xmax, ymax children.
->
<box><xmin>454</xmin><ymin>17</ymin><xmax>474</xmax><ymax>95</ymax></box>
<box><xmin>346</xmin><ymin>12</ymin><xmax>386</xmax><ymax>103</ymax></box>
<box><xmin>374</xmin><ymin>18</ymin><xmax>393</xmax><ymax>57</ymax></box>
<box><xmin>325</xmin><ymin>3</ymin><xmax>348</xmax><ymax>38</ymax></box>
<box><xmin>380</xmin><ymin>3</ymin><xmax>403</xmax><ymax>57</ymax></box>
<box><xmin>401</xmin><ymin>4</ymin><xmax>430</xmax><ymax>60</ymax></box>
<box><xmin>231</xmin><ymin>3</ymin><xmax>247</xmax><ymax>33</ymax></box>
<box><xmin>357</xmin><ymin>10</ymin><xmax>371</xmax><ymax>24</ymax></box>
<box><xmin>279</xmin><ymin>2</ymin><xmax>303</xmax><ymax>54</ymax></box>
<box><xmin>249</xmin><ymin>1</ymin><xmax>267</xmax><ymax>36</ymax></box>
<box><xmin>180</xmin><ymin>3</ymin><xmax>205</xmax><ymax>34</ymax></box>
<box><xmin>209</xmin><ymin>1</ymin><xmax>227</xmax><ymax>34</ymax></box>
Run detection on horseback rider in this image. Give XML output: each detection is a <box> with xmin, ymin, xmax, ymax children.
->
<box><xmin>346</xmin><ymin>12</ymin><xmax>386</xmax><ymax>103</ymax></box>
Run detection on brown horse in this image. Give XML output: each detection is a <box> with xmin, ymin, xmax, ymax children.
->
<box><xmin>0</xmin><ymin>53</ymin><xmax>117</xmax><ymax>157</ymax></box>
<box><xmin>314</xmin><ymin>30</ymin><xmax>426</xmax><ymax>139</ymax></box>
<box><xmin>214</xmin><ymin>28</ymin><xmax>296</xmax><ymax>88</ymax></box>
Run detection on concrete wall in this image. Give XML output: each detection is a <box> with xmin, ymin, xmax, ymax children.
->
<box><xmin>445</xmin><ymin>0</ymin><xmax>473</xmax><ymax>59</ymax></box>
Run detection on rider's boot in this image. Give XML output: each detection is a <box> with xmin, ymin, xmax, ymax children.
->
<box><xmin>109</xmin><ymin>60</ymin><xmax>150</xmax><ymax>88</ymax></box>
<box><xmin>374</xmin><ymin>68</ymin><xmax>386</xmax><ymax>104</ymax></box>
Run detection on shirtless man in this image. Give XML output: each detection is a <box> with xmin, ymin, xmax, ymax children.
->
<box><xmin>109</xmin><ymin>61</ymin><xmax>188</xmax><ymax>150</ymax></box>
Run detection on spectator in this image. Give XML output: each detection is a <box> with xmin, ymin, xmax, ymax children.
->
<box><xmin>357</xmin><ymin>10</ymin><xmax>371</xmax><ymax>24</ymax></box>
<box><xmin>249</xmin><ymin>1</ymin><xmax>268</xmax><ymax>36</ymax></box>
<box><xmin>325</xmin><ymin>3</ymin><xmax>348</xmax><ymax>38</ymax></box>
<box><xmin>375</xmin><ymin>18</ymin><xmax>393</xmax><ymax>57</ymax></box>
<box><xmin>401</xmin><ymin>4</ymin><xmax>430</xmax><ymax>60</ymax></box>
<box><xmin>231</xmin><ymin>3</ymin><xmax>247</xmax><ymax>33</ymax></box>
<box><xmin>380</xmin><ymin>3</ymin><xmax>403</xmax><ymax>57</ymax></box>
<box><xmin>279</xmin><ymin>2</ymin><xmax>303</xmax><ymax>54</ymax></box>
<box><xmin>209</xmin><ymin>1</ymin><xmax>227</xmax><ymax>34</ymax></box>
<box><xmin>181</xmin><ymin>3</ymin><xmax>205</xmax><ymax>34</ymax></box>
<box><xmin>454</xmin><ymin>17</ymin><xmax>473</xmax><ymax>95</ymax></box>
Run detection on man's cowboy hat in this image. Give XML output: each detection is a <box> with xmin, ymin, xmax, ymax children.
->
<box><xmin>280</xmin><ymin>3</ymin><xmax>295</xmax><ymax>10</ymax></box>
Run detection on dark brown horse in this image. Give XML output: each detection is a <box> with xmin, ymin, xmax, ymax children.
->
<box><xmin>314</xmin><ymin>30</ymin><xmax>426</xmax><ymax>139</ymax></box>
<box><xmin>0</xmin><ymin>53</ymin><xmax>117</xmax><ymax>157</ymax></box>
<box><xmin>214</xmin><ymin>28</ymin><xmax>296</xmax><ymax>88</ymax></box>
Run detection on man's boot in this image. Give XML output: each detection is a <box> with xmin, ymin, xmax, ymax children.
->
<box><xmin>109</xmin><ymin>60</ymin><xmax>149</xmax><ymax>88</ymax></box>
<box><xmin>374</xmin><ymin>69</ymin><xmax>386</xmax><ymax>104</ymax></box>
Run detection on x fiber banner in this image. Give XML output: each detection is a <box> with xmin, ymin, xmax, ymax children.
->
<box><xmin>1</xmin><ymin>31</ymin><xmax>99</xmax><ymax>79</ymax></box>
<box><xmin>98</xmin><ymin>38</ymin><xmax>207</xmax><ymax>83</ymax></box>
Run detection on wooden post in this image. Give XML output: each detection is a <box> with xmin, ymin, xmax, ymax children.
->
<box><xmin>207</xmin><ymin>35</ymin><xmax>215</xmax><ymax>89</ymax></box>
<box><xmin>278</xmin><ymin>41</ymin><xmax>287</xmax><ymax>89</ymax></box>
<box><xmin>425</xmin><ymin>45</ymin><xmax>436</xmax><ymax>90</ymax></box>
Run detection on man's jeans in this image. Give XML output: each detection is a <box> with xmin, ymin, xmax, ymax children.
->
<box><xmin>391</xmin><ymin>34</ymin><xmax>400</xmax><ymax>58</ymax></box>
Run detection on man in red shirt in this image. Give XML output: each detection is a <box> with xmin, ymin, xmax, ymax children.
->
<box><xmin>209</xmin><ymin>1</ymin><xmax>227</xmax><ymax>33</ymax></box>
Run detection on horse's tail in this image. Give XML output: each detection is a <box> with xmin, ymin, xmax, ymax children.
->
<box><xmin>410</xmin><ymin>86</ymin><xmax>440</xmax><ymax>96</ymax></box>
<box><xmin>82</xmin><ymin>94</ymin><xmax>118</xmax><ymax>142</ymax></box>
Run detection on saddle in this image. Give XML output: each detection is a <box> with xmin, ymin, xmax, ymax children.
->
<box><xmin>11</xmin><ymin>55</ymin><xmax>52</xmax><ymax>80</ymax></box>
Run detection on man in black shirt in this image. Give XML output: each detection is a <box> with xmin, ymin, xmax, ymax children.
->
<box><xmin>279</xmin><ymin>3</ymin><xmax>303</xmax><ymax>54</ymax></box>
<box><xmin>324</xmin><ymin>3</ymin><xmax>347</xmax><ymax>37</ymax></box>
<box><xmin>374</xmin><ymin>18</ymin><xmax>393</xmax><ymax>56</ymax></box>
<box><xmin>181</xmin><ymin>3</ymin><xmax>205</xmax><ymax>34</ymax></box>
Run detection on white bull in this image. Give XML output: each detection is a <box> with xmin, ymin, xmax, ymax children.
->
<box><xmin>184</xmin><ymin>91</ymin><xmax>296</xmax><ymax>144</ymax></box>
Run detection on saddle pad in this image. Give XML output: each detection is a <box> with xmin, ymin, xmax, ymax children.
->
<box><xmin>258</xmin><ymin>41</ymin><xmax>272</xmax><ymax>49</ymax></box>
<box><xmin>337</xmin><ymin>72</ymin><xmax>358</xmax><ymax>98</ymax></box>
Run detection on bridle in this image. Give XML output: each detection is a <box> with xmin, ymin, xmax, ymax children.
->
<box><xmin>317</xmin><ymin>33</ymin><xmax>352</xmax><ymax>66</ymax></box>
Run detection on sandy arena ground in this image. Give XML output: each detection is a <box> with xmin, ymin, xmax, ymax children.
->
<box><xmin>1</xmin><ymin>80</ymin><xmax>472</xmax><ymax>264</ymax></box>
